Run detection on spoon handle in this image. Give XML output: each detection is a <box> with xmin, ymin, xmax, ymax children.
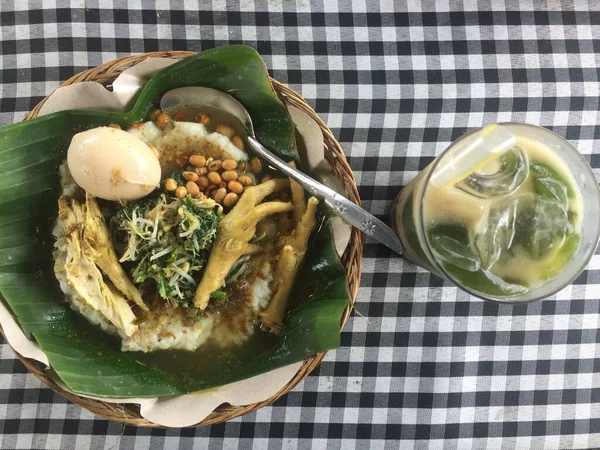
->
<box><xmin>247</xmin><ymin>137</ymin><xmax>403</xmax><ymax>255</ymax></box>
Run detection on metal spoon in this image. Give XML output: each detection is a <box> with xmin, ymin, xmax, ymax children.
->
<box><xmin>161</xmin><ymin>87</ymin><xmax>402</xmax><ymax>254</ymax></box>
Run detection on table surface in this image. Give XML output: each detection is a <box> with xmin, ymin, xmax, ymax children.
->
<box><xmin>2</xmin><ymin>1</ymin><xmax>600</xmax><ymax>449</ymax></box>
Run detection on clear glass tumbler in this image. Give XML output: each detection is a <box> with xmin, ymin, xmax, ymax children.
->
<box><xmin>391</xmin><ymin>123</ymin><xmax>600</xmax><ymax>303</ymax></box>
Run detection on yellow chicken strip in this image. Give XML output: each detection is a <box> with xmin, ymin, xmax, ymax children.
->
<box><xmin>259</xmin><ymin>196</ymin><xmax>319</xmax><ymax>334</ymax></box>
<box><xmin>194</xmin><ymin>179</ymin><xmax>293</xmax><ymax>309</ymax></box>
<box><xmin>258</xmin><ymin>245</ymin><xmax>296</xmax><ymax>334</ymax></box>
<box><xmin>83</xmin><ymin>194</ymin><xmax>147</xmax><ymax>311</ymax></box>
<box><xmin>58</xmin><ymin>197</ymin><xmax>138</xmax><ymax>336</ymax></box>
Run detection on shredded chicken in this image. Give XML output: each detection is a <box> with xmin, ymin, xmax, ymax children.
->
<box><xmin>58</xmin><ymin>196</ymin><xmax>138</xmax><ymax>336</ymax></box>
<box><xmin>83</xmin><ymin>193</ymin><xmax>147</xmax><ymax>311</ymax></box>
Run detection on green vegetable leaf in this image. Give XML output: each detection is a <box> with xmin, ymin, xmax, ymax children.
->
<box><xmin>0</xmin><ymin>45</ymin><xmax>350</xmax><ymax>397</ymax></box>
<box><xmin>114</xmin><ymin>193</ymin><xmax>220</xmax><ymax>307</ymax></box>
<box><xmin>169</xmin><ymin>169</ymin><xmax>186</xmax><ymax>187</ymax></box>
<box><xmin>210</xmin><ymin>290</ymin><xmax>227</xmax><ymax>299</ymax></box>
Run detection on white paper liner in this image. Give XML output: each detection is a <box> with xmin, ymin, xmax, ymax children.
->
<box><xmin>52</xmin><ymin>361</ymin><xmax>302</xmax><ymax>427</ymax></box>
<box><xmin>38</xmin><ymin>58</ymin><xmax>178</xmax><ymax>114</ymax></box>
<box><xmin>0</xmin><ymin>57</ymin><xmax>350</xmax><ymax>427</ymax></box>
<box><xmin>287</xmin><ymin>106</ymin><xmax>352</xmax><ymax>255</ymax></box>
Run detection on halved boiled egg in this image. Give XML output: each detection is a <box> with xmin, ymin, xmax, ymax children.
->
<box><xmin>67</xmin><ymin>126</ymin><xmax>161</xmax><ymax>201</ymax></box>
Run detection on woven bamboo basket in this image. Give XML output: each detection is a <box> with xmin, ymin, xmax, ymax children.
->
<box><xmin>2</xmin><ymin>51</ymin><xmax>363</xmax><ymax>427</ymax></box>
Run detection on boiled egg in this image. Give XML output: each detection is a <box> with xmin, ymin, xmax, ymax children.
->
<box><xmin>67</xmin><ymin>126</ymin><xmax>161</xmax><ymax>201</ymax></box>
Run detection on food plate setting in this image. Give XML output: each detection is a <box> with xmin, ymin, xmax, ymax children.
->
<box><xmin>6</xmin><ymin>4</ymin><xmax>600</xmax><ymax>447</ymax></box>
<box><xmin>2</xmin><ymin>43</ymin><xmax>600</xmax><ymax>430</ymax></box>
<box><xmin>0</xmin><ymin>46</ymin><xmax>363</xmax><ymax>426</ymax></box>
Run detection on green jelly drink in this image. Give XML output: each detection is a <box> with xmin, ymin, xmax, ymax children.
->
<box><xmin>392</xmin><ymin>123</ymin><xmax>600</xmax><ymax>303</ymax></box>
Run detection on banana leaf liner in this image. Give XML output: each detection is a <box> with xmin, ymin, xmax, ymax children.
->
<box><xmin>0</xmin><ymin>45</ymin><xmax>353</xmax><ymax>398</ymax></box>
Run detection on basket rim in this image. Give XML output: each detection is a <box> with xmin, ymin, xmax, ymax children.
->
<box><xmin>1</xmin><ymin>50</ymin><xmax>364</xmax><ymax>427</ymax></box>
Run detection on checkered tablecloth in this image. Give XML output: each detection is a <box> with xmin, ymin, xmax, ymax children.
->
<box><xmin>2</xmin><ymin>1</ymin><xmax>600</xmax><ymax>448</ymax></box>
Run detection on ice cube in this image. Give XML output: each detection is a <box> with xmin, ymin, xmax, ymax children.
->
<box><xmin>475</xmin><ymin>196</ymin><xmax>518</xmax><ymax>269</ymax></box>
<box><xmin>516</xmin><ymin>194</ymin><xmax>570</xmax><ymax>258</ymax></box>
<box><xmin>458</xmin><ymin>146</ymin><xmax>529</xmax><ymax>199</ymax></box>
<box><xmin>428</xmin><ymin>223</ymin><xmax>481</xmax><ymax>272</ymax></box>
<box><xmin>530</xmin><ymin>161</ymin><xmax>573</xmax><ymax>205</ymax></box>
<box><xmin>444</xmin><ymin>264</ymin><xmax>528</xmax><ymax>297</ymax></box>
<box><xmin>476</xmin><ymin>193</ymin><xmax>570</xmax><ymax>267</ymax></box>
<box><xmin>533</xmin><ymin>177</ymin><xmax>568</xmax><ymax>205</ymax></box>
<box><xmin>427</xmin><ymin>221</ymin><xmax>529</xmax><ymax>296</ymax></box>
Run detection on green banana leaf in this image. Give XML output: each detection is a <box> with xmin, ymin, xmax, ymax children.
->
<box><xmin>0</xmin><ymin>45</ymin><xmax>351</xmax><ymax>398</ymax></box>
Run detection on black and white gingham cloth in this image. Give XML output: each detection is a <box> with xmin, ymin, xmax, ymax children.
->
<box><xmin>2</xmin><ymin>1</ymin><xmax>600</xmax><ymax>448</ymax></box>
